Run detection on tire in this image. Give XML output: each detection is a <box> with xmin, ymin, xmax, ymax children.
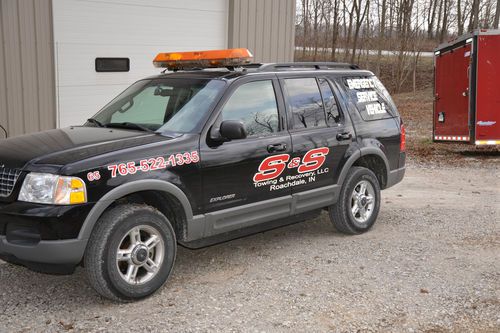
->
<box><xmin>84</xmin><ymin>204</ymin><xmax>176</xmax><ymax>302</ymax></box>
<box><xmin>329</xmin><ymin>167</ymin><xmax>381</xmax><ymax>235</ymax></box>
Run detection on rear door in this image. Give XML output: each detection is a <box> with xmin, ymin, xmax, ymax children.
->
<box><xmin>434</xmin><ymin>43</ymin><xmax>472</xmax><ymax>142</ymax></box>
<box><xmin>475</xmin><ymin>33</ymin><xmax>500</xmax><ymax>144</ymax></box>
<box><xmin>279</xmin><ymin>75</ymin><xmax>354</xmax><ymax>211</ymax></box>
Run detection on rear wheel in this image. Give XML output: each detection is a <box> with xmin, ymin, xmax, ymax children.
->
<box><xmin>84</xmin><ymin>204</ymin><xmax>176</xmax><ymax>302</ymax></box>
<box><xmin>329</xmin><ymin>167</ymin><xmax>381</xmax><ymax>234</ymax></box>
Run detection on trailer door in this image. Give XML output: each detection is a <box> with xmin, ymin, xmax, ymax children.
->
<box><xmin>475</xmin><ymin>34</ymin><xmax>500</xmax><ymax>145</ymax></box>
<box><xmin>434</xmin><ymin>44</ymin><xmax>471</xmax><ymax>142</ymax></box>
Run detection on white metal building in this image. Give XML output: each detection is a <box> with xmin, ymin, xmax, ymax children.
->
<box><xmin>0</xmin><ymin>0</ymin><xmax>296</xmax><ymax>137</ymax></box>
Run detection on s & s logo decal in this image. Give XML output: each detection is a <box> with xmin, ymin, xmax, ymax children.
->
<box><xmin>253</xmin><ymin>147</ymin><xmax>330</xmax><ymax>191</ymax></box>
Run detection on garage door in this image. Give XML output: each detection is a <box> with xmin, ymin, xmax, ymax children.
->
<box><xmin>52</xmin><ymin>0</ymin><xmax>228</xmax><ymax>127</ymax></box>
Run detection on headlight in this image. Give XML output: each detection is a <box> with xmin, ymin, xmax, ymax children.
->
<box><xmin>18</xmin><ymin>173</ymin><xmax>87</xmax><ymax>205</ymax></box>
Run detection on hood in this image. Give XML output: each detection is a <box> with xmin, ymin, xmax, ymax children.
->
<box><xmin>0</xmin><ymin>126</ymin><xmax>172</xmax><ymax>170</ymax></box>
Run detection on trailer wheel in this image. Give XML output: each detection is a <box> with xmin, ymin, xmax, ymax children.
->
<box><xmin>84</xmin><ymin>204</ymin><xmax>176</xmax><ymax>302</ymax></box>
<box><xmin>329</xmin><ymin>167</ymin><xmax>381</xmax><ymax>234</ymax></box>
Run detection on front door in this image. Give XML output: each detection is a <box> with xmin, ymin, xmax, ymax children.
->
<box><xmin>200</xmin><ymin>77</ymin><xmax>293</xmax><ymax>235</ymax></box>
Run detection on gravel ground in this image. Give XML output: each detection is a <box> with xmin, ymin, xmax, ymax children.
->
<box><xmin>0</xmin><ymin>163</ymin><xmax>499</xmax><ymax>332</ymax></box>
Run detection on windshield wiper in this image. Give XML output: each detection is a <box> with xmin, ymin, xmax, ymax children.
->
<box><xmin>87</xmin><ymin>118</ymin><xmax>105</xmax><ymax>127</ymax></box>
<box><xmin>107</xmin><ymin>122</ymin><xmax>155</xmax><ymax>133</ymax></box>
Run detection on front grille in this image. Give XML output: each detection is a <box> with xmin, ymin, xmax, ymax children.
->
<box><xmin>0</xmin><ymin>168</ymin><xmax>22</xmax><ymax>197</ymax></box>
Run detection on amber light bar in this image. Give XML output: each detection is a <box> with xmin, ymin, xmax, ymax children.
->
<box><xmin>153</xmin><ymin>48</ymin><xmax>253</xmax><ymax>70</ymax></box>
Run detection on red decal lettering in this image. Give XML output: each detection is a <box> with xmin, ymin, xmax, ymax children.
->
<box><xmin>87</xmin><ymin>171</ymin><xmax>101</xmax><ymax>181</ymax></box>
<box><xmin>190</xmin><ymin>151</ymin><xmax>200</xmax><ymax>163</ymax></box>
<box><xmin>127</xmin><ymin>162</ymin><xmax>137</xmax><ymax>175</ymax></box>
<box><xmin>287</xmin><ymin>157</ymin><xmax>301</xmax><ymax>169</ymax></box>
<box><xmin>140</xmin><ymin>159</ymin><xmax>150</xmax><ymax>172</ymax></box>
<box><xmin>253</xmin><ymin>154</ymin><xmax>290</xmax><ymax>182</ymax></box>
<box><xmin>118</xmin><ymin>164</ymin><xmax>128</xmax><ymax>176</ymax></box>
<box><xmin>297</xmin><ymin>147</ymin><xmax>329</xmax><ymax>173</ymax></box>
<box><xmin>107</xmin><ymin>165</ymin><xmax>118</xmax><ymax>178</ymax></box>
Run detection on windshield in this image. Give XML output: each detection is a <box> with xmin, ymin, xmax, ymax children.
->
<box><xmin>88</xmin><ymin>78</ymin><xmax>225</xmax><ymax>133</ymax></box>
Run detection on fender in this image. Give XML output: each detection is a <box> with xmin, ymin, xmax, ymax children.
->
<box><xmin>359</xmin><ymin>146</ymin><xmax>391</xmax><ymax>173</ymax></box>
<box><xmin>78</xmin><ymin>179</ymin><xmax>194</xmax><ymax>241</ymax></box>
<box><xmin>336</xmin><ymin>146</ymin><xmax>390</xmax><ymax>187</ymax></box>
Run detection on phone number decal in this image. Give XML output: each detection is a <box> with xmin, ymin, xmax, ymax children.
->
<box><xmin>108</xmin><ymin>151</ymin><xmax>199</xmax><ymax>178</ymax></box>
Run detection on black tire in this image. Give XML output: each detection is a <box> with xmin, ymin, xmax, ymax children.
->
<box><xmin>329</xmin><ymin>167</ymin><xmax>381</xmax><ymax>235</ymax></box>
<box><xmin>84</xmin><ymin>204</ymin><xmax>176</xmax><ymax>302</ymax></box>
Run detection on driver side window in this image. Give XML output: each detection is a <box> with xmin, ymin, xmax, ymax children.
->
<box><xmin>221</xmin><ymin>80</ymin><xmax>279</xmax><ymax>137</ymax></box>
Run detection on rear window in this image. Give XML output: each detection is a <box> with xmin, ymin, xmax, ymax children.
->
<box><xmin>342</xmin><ymin>76</ymin><xmax>397</xmax><ymax>121</ymax></box>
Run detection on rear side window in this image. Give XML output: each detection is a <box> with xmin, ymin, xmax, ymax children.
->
<box><xmin>342</xmin><ymin>76</ymin><xmax>397</xmax><ymax>121</ymax></box>
<box><xmin>318</xmin><ymin>79</ymin><xmax>341</xmax><ymax>125</ymax></box>
<box><xmin>283</xmin><ymin>78</ymin><xmax>326</xmax><ymax>129</ymax></box>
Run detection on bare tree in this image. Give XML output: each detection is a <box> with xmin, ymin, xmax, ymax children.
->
<box><xmin>343</xmin><ymin>0</ymin><xmax>356</xmax><ymax>61</ymax></box>
<box><xmin>435</xmin><ymin>0</ymin><xmax>444</xmax><ymax>37</ymax></box>
<box><xmin>495</xmin><ymin>0</ymin><xmax>500</xmax><ymax>28</ymax></box>
<box><xmin>481</xmin><ymin>0</ymin><xmax>497</xmax><ymax>28</ymax></box>
<box><xmin>311</xmin><ymin>0</ymin><xmax>321</xmax><ymax>60</ymax></box>
<box><xmin>469</xmin><ymin>0</ymin><xmax>480</xmax><ymax>31</ymax></box>
<box><xmin>294</xmin><ymin>0</ymin><xmax>498</xmax><ymax>93</ymax></box>
<box><xmin>439</xmin><ymin>0</ymin><xmax>450</xmax><ymax>42</ymax></box>
<box><xmin>457</xmin><ymin>0</ymin><xmax>464</xmax><ymax>35</ymax></box>
<box><xmin>301</xmin><ymin>0</ymin><xmax>310</xmax><ymax>58</ymax></box>
<box><xmin>330</xmin><ymin>0</ymin><xmax>341</xmax><ymax>60</ymax></box>
<box><xmin>350</xmin><ymin>0</ymin><xmax>370</xmax><ymax>63</ymax></box>
<box><xmin>376</xmin><ymin>0</ymin><xmax>388</xmax><ymax>75</ymax></box>
<box><xmin>322</xmin><ymin>0</ymin><xmax>332</xmax><ymax>61</ymax></box>
<box><xmin>427</xmin><ymin>0</ymin><xmax>439</xmax><ymax>39</ymax></box>
<box><xmin>388</xmin><ymin>0</ymin><xmax>395</xmax><ymax>38</ymax></box>
<box><xmin>394</xmin><ymin>0</ymin><xmax>417</xmax><ymax>92</ymax></box>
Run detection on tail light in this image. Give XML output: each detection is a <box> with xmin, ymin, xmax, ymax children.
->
<box><xmin>400</xmin><ymin>120</ymin><xmax>406</xmax><ymax>152</ymax></box>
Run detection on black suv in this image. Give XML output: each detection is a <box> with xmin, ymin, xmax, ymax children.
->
<box><xmin>0</xmin><ymin>62</ymin><xmax>405</xmax><ymax>301</ymax></box>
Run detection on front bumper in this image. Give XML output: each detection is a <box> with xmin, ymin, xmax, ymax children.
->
<box><xmin>0</xmin><ymin>236</ymin><xmax>87</xmax><ymax>274</ymax></box>
<box><xmin>0</xmin><ymin>201</ymin><xmax>93</xmax><ymax>273</ymax></box>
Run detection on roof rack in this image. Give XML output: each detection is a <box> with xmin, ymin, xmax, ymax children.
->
<box><xmin>246</xmin><ymin>62</ymin><xmax>359</xmax><ymax>72</ymax></box>
<box><xmin>159</xmin><ymin>62</ymin><xmax>361</xmax><ymax>74</ymax></box>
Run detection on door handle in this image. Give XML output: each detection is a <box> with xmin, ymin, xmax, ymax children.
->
<box><xmin>336</xmin><ymin>132</ymin><xmax>352</xmax><ymax>141</ymax></box>
<box><xmin>267</xmin><ymin>143</ymin><xmax>287</xmax><ymax>153</ymax></box>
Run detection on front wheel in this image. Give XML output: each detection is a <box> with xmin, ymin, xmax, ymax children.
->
<box><xmin>329</xmin><ymin>167</ymin><xmax>381</xmax><ymax>234</ymax></box>
<box><xmin>84</xmin><ymin>204</ymin><xmax>176</xmax><ymax>302</ymax></box>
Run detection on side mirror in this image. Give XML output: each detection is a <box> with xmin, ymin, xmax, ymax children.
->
<box><xmin>219</xmin><ymin>120</ymin><xmax>247</xmax><ymax>141</ymax></box>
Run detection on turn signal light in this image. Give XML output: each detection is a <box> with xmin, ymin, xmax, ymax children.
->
<box><xmin>153</xmin><ymin>48</ymin><xmax>253</xmax><ymax>70</ymax></box>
